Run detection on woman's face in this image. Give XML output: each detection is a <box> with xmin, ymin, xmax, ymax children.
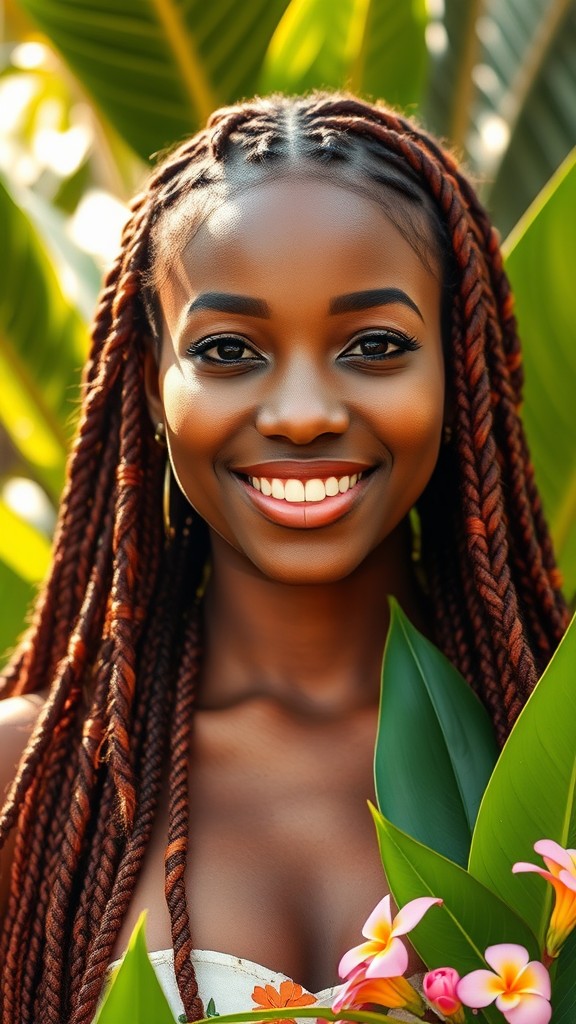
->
<box><xmin>145</xmin><ymin>177</ymin><xmax>446</xmax><ymax>584</ymax></box>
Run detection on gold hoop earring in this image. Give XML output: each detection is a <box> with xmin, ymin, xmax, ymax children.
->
<box><xmin>154</xmin><ymin>421</ymin><xmax>167</xmax><ymax>447</ymax></box>
<box><xmin>163</xmin><ymin>460</ymin><xmax>176</xmax><ymax>542</ymax></box>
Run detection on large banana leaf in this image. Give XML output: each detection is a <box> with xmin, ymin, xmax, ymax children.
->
<box><xmin>425</xmin><ymin>0</ymin><xmax>576</xmax><ymax>235</ymax></box>
<box><xmin>503</xmin><ymin>148</ymin><xmax>576</xmax><ymax>599</ymax></box>
<box><xmin>0</xmin><ymin>172</ymin><xmax>87</xmax><ymax>501</ymax></box>
<box><xmin>375</xmin><ymin>600</ymin><xmax>496</xmax><ymax>868</ymax></box>
<box><xmin>260</xmin><ymin>0</ymin><xmax>428</xmax><ymax>109</ymax></box>
<box><xmin>17</xmin><ymin>0</ymin><xmax>292</xmax><ymax>161</ymax></box>
<box><xmin>468</xmin><ymin>612</ymin><xmax>576</xmax><ymax>946</ymax></box>
<box><xmin>16</xmin><ymin>0</ymin><xmax>428</xmax><ymax>164</ymax></box>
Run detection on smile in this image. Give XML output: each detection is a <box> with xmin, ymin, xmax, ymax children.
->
<box><xmin>233</xmin><ymin>464</ymin><xmax>375</xmax><ymax>530</ymax></box>
<box><xmin>248</xmin><ymin>472</ymin><xmax>363</xmax><ymax>503</ymax></box>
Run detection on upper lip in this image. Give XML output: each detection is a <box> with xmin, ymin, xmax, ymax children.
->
<box><xmin>232</xmin><ymin>460</ymin><xmax>375</xmax><ymax>480</ymax></box>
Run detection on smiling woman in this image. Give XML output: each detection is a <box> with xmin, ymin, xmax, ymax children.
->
<box><xmin>145</xmin><ymin>177</ymin><xmax>444</xmax><ymax>579</ymax></box>
<box><xmin>0</xmin><ymin>93</ymin><xmax>569</xmax><ymax>1024</ymax></box>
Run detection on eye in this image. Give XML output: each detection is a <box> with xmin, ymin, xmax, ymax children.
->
<box><xmin>341</xmin><ymin>329</ymin><xmax>420</xmax><ymax>361</ymax></box>
<box><xmin>186</xmin><ymin>334</ymin><xmax>264</xmax><ymax>365</ymax></box>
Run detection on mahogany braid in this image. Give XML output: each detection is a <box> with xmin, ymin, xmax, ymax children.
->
<box><xmin>0</xmin><ymin>93</ymin><xmax>568</xmax><ymax>1023</ymax></box>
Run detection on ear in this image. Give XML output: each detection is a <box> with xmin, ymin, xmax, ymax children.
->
<box><xmin>143</xmin><ymin>344</ymin><xmax>165</xmax><ymax>428</ymax></box>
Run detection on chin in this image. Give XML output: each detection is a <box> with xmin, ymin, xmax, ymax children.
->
<box><xmin>246</xmin><ymin>546</ymin><xmax>371</xmax><ymax>587</ymax></box>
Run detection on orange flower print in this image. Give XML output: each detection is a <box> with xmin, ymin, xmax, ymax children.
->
<box><xmin>251</xmin><ymin>980</ymin><xmax>317</xmax><ymax>1024</ymax></box>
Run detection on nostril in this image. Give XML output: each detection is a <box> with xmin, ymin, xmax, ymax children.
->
<box><xmin>255</xmin><ymin>405</ymin><xmax>350</xmax><ymax>444</ymax></box>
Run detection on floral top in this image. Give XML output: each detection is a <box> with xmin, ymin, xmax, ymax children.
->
<box><xmin>107</xmin><ymin>948</ymin><xmax>420</xmax><ymax>1023</ymax></box>
<box><xmin>107</xmin><ymin>948</ymin><xmax>334</xmax><ymax>1020</ymax></box>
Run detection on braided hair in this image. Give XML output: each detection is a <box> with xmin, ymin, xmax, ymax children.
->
<box><xmin>0</xmin><ymin>93</ymin><xmax>568</xmax><ymax>1024</ymax></box>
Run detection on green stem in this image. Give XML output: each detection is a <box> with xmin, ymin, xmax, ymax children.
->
<box><xmin>190</xmin><ymin>1009</ymin><xmax>421</xmax><ymax>1024</ymax></box>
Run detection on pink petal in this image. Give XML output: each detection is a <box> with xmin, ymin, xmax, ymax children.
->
<box><xmin>332</xmin><ymin>982</ymin><xmax>352</xmax><ymax>1013</ymax></box>
<box><xmin>512</xmin><ymin>862</ymin><xmax>549</xmax><ymax>877</ymax></box>
<box><xmin>533</xmin><ymin>840</ymin><xmax>574</xmax><ymax>871</ymax></box>
<box><xmin>558</xmin><ymin>868</ymin><xmax>576</xmax><ymax>892</ymax></box>
<box><xmin>484</xmin><ymin>943</ymin><xmax>530</xmax><ymax>976</ymax></box>
<box><xmin>362</xmin><ymin>894</ymin><xmax>393</xmax><ymax>941</ymax></box>
<box><xmin>457</xmin><ymin>970</ymin><xmax>502</xmax><ymax>1008</ymax></box>
<box><xmin>391</xmin><ymin>896</ymin><xmax>442</xmax><ymax>937</ymax></box>
<box><xmin>338</xmin><ymin>940</ymin><xmax>379</xmax><ymax>979</ymax></box>
<box><xmin>517</xmin><ymin>962</ymin><xmax>551</xmax><ymax>999</ymax></box>
<box><xmin>500</xmin><ymin>994</ymin><xmax>552</xmax><ymax>1024</ymax></box>
<box><xmin>364</xmin><ymin>937</ymin><xmax>408</xmax><ymax>979</ymax></box>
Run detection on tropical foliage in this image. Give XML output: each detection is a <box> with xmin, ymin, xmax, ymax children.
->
<box><xmin>1</xmin><ymin>0</ymin><xmax>575</xmax><ymax>662</ymax></box>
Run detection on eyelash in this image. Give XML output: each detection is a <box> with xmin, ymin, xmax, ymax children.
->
<box><xmin>186</xmin><ymin>329</ymin><xmax>421</xmax><ymax>365</ymax></box>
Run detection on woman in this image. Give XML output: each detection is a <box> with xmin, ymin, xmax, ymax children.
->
<box><xmin>0</xmin><ymin>93</ymin><xmax>568</xmax><ymax>1024</ymax></box>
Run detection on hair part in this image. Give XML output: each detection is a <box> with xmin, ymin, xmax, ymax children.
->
<box><xmin>0</xmin><ymin>91</ymin><xmax>568</xmax><ymax>1023</ymax></box>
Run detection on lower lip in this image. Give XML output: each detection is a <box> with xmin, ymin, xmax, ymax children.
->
<box><xmin>235</xmin><ymin>475</ymin><xmax>372</xmax><ymax>529</ymax></box>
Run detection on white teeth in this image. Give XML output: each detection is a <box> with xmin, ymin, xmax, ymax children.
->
<box><xmin>284</xmin><ymin>479</ymin><xmax>306</xmax><ymax>502</ymax></box>
<box><xmin>249</xmin><ymin>471</ymin><xmax>365</xmax><ymax>502</ymax></box>
<box><xmin>271</xmin><ymin>478</ymin><xmax>285</xmax><ymax>499</ymax></box>
<box><xmin>305</xmin><ymin>479</ymin><xmax>326</xmax><ymax>502</ymax></box>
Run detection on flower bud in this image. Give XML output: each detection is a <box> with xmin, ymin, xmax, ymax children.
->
<box><xmin>423</xmin><ymin>967</ymin><xmax>465</xmax><ymax>1021</ymax></box>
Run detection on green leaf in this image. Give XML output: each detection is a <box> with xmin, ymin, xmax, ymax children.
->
<box><xmin>551</xmin><ymin>928</ymin><xmax>576</xmax><ymax>1024</ymax></box>
<box><xmin>0</xmin><ymin>172</ymin><xmax>87</xmax><ymax>501</ymax></box>
<box><xmin>14</xmin><ymin>180</ymin><xmax>101</xmax><ymax>324</ymax></box>
<box><xmin>503</xmin><ymin>149</ymin><xmax>576</xmax><ymax>600</ymax></box>
<box><xmin>260</xmin><ymin>0</ymin><xmax>428</xmax><ymax>110</ymax></box>
<box><xmin>372</xmin><ymin>806</ymin><xmax>539</xmax><ymax>1024</ymax></box>
<box><xmin>93</xmin><ymin>912</ymin><xmax>175</xmax><ymax>1024</ymax></box>
<box><xmin>423</xmin><ymin>0</ymin><xmax>481</xmax><ymax>147</ymax></box>
<box><xmin>0</xmin><ymin>558</ymin><xmax>37</xmax><ymax>669</ymax></box>
<box><xmin>16</xmin><ymin>0</ymin><xmax>292</xmax><ymax>161</ymax></box>
<box><xmin>374</xmin><ymin>599</ymin><xmax>497</xmax><ymax>867</ymax></box>
<box><xmin>481</xmin><ymin>0</ymin><xmax>576</xmax><ymax>236</ymax></box>
<box><xmin>0</xmin><ymin>500</ymin><xmax>51</xmax><ymax>585</ymax></box>
<box><xmin>468</xmin><ymin>612</ymin><xmax>576</xmax><ymax>948</ymax></box>
<box><xmin>425</xmin><ymin>0</ymin><xmax>576</xmax><ymax>236</ymax></box>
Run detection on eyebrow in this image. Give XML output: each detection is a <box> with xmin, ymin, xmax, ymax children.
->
<box><xmin>186</xmin><ymin>286</ymin><xmax>423</xmax><ymax>321</ymax></box>
<box><xmin>329</xmin><ymin>288</ymin><xmax>423</xmax><ymax>320</ymax></box>
<box><xmin>188</xmin><ymin>292</ymin><xmax>270</xmax><ymax>318</ymax></box>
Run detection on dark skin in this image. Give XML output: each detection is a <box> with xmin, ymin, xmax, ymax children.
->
<box><xmin>0</xmin><ymin>177</ymin><xmax>446</xmax><ymax>996</ymax></box>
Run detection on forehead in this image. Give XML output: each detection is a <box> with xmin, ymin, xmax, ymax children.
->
<box><xmin>153</xmin><ymin>177</ymin><xmax>442</xmax><ymax>318</ymax></box>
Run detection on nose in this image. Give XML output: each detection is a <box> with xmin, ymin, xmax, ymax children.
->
<box><xmin>255</xmin><ymin>355</ymin><xmax>350</xmax><ymax>445</ymax></box>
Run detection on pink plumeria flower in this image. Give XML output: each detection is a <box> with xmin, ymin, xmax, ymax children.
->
<box><xmin>423</xmin><ymin>967</ymin><xmax>465</xmax><ymax>1022</ymax></box>
<box><xmin>513</xmin><ymin>838</ymin><xmax>576</xmax><ymax>958</ymax></box>
<box><xmin>457</xmin><ymin>943</ymin><xmax>551</xmax><ymax>1024</ymax></box>
<box><xmin>332</xmin><ymin>961</ymin><xmax>425</xmax><ymax>1018</ymax></box>
<box><xmin>338</xmin><ymin>893</ymin><xmax>442</xmax><ymax>980</ymax></box>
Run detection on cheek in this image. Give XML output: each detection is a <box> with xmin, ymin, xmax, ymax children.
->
<box><xmin>160</xmin><ymin>364</ymin><xmax>235</xmax><ymax>459</ymax></box>
<box><xmin>372</xmin><ymin>368</ymin><xmax>445</xmax><ymax>458</ymax></box>
<box><xmin>161</xmin><ymin>365</ymin><xmax>201</xmax><ymax>435</ymax></box>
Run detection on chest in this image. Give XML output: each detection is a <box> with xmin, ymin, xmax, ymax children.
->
<box><xmin>113</xmin><ymin>702</ymin><xmax>389</xmax><ymax>992</ymax></box>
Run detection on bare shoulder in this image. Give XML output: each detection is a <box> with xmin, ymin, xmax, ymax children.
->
<box><xmin>0</xmin><ymin>691</ymin><xmax>48</xmax><ymax>810</ymax></box>
<box><xmin>0</xmin><ymin>691</ymin><xmax>48</xmax><ymax>911</ymax></box>
<box><xmin>0</xmin><ymin>690</ymin><xmax>47</xmax><ymax>786</ymax></box>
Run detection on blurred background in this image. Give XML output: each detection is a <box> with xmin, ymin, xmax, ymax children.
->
<box><xmin>1</xmin><ymin>0</ymin><xmax>575</xmax><ymax>662</ymax></box>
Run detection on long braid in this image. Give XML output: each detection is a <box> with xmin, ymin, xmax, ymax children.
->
<box><xmin>71</xmin><ymin>526</ymin><xmax>201</xmax><ymax>1024</ymax></box>
<box><xmin>0</xmin><ymin>92</ymin><xmax>568</xmax><ymax>1021</ymax></box>
<box><xmin>165</xmin><ymin>611</ymin><xmax>204</xmax><ymax>1021</ymax></box>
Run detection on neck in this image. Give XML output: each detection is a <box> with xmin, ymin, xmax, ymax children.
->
<box><xmin>199</xmin><ymin>522</ymin><xmax>430</xmax><ymax>716</ymax></box>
